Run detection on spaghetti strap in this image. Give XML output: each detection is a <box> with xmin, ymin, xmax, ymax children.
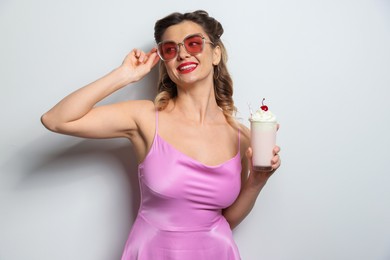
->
<box><xmin>238</xmin><ymin>128</ymin><xmax>241</xmax><ymax>152</ymax></box>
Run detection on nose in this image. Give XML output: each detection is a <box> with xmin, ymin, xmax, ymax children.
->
<box><xmin>177</xmin><ymin>43</ymin><xmax>190</xmax><ymax>60</ymax></box>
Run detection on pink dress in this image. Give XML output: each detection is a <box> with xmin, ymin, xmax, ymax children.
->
<box><xmin>121</xmin><ymin>112</ymin><xmax>242</xmax><ymax>260</ymax></box>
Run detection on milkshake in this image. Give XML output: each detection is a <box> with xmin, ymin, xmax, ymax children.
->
<box><xmin>249</xmin><ymin>99</ymin><xmax>277</xmax><ymax>171</ymax></box>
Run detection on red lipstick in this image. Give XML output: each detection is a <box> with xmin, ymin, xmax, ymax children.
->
<box><xmin>177</xmin><ymin>62</ymin><xmax>198</xmax><ymax>74</ymax></box>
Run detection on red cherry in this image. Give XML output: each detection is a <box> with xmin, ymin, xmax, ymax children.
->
<box><xmin>261</xmin><ymin>98</ymin><xmax>268</xmax><ymax>111</ymax></box>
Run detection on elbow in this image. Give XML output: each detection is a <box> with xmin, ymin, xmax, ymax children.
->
<box><xmin>226</xmin><ymin>219</ymin><xmax>239</xmax><ymax>230</ymax></box>
<box><xmin>40</xmin><ymin>112</ymin><xmax>60</xmax><ymax>132</ymax></box>
<box><xmin>222</xmin><ymin>210</ymin><xmax>240</xmax><ymax>230</ymax></box>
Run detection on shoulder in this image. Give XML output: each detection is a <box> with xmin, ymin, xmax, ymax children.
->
<box><xmin>115</xmin><ymin>100</ymin><xmax>156</xmax><ymax>162</ymax></box>
<box><xmin>122</xmin><ymin>99</ymin><xmax>155</xmax><ymax>111</ymax></box>
<box><xmin>119</xmin><ymin>99</ymin><xmax>156</xmax><ymax>134</ymax></box>
<box><xmin>122</xmin><ymin>100</ymin><xmax>157</xmax><ymax>150</ymax></box>
<box><xmin>121</xmin><ymin>99</ymin><xmax>155</xmax><ymax>118</ymax></box>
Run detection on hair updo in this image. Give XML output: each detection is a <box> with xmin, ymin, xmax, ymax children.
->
<box><xmin>154</xmin><ymin>10</ymin><xmax>237</xmax><ymax>126</ymax></box>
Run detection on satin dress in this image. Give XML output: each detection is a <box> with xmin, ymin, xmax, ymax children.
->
<box><xmin>121</xmin><ymin>112</ymin><xmax>242</xmax><ymax>260</ymax></box>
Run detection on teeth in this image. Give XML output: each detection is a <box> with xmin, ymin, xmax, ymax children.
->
<box><xmin>179</xmin><ymin>64</ymin><xmax>196</xmax><ymax>71</ymax></box>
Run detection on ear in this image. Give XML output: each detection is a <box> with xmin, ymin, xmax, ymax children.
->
<box><xmin>212</xmin><ymin>45</ymin><xmax>222</xmax><ymax>66</ymax></box>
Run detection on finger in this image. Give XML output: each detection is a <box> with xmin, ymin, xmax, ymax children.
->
<box><xmin>147</xmin><ymin>47</ymin><xmax>158</xmax><ymax>55</ymax></box>
<box><xmin>272</xmin><ymin>158</ymin><xmax>281</xmax><ymax>171</ymax></box>
<box><xmin>273</xmin><ymin>146</ymin><xmax>280</xmax><ymax>155</ymax></box>
<box><xmin>133</xmin><ymin>49</ymin><xmax>141</xmax><ymax>59</ymax></box>
<box><xmin>246</xmin><ymin>148</ymin><xmax>255</xmax><ymax>172</ymax></box>
<box><xmin>272</xmin><ymin>153</ymin><xmax>281</xmax><ymax>169</ymax></box>
<box><xmin>245</xmin><ymin>147</ymin><xmax>253</xmax><ymax>160</ymax></box>
<box><xmin>145</xmin><ymin>51</ymin><xmax>160</xmax><ymax>68</ymax></box>
<box><xmin>245</xmin><ymin>147</ymin><xmax>254</xmax><ymax>167</ymax></box>
<box><xmin>138</xmin><ymin>52</ymin><xmax>147</xmax><ymax>63</ymax></box>
<box><xmin>139</xmin><ymin>48</ymin><xmax>158</xmax><ymax>64</ymax></box>
<box><xmin>147</xmin><ymin>48</ymin><xmax>159</xmax><ymax>60</ymax></box>
<box><xmin>271</xmin><ymin>154</ymin><xmax>280</xmax><ymax>165</ymax></box>
<box><xmin>123</xmin><ymin>50</ymin><xmax>137</xmax><ymax>64</ymax></box>
<box><xmin>132</xmin><ymin>48</ymin><xmax>148</xmax><ymax>63</ymax></box>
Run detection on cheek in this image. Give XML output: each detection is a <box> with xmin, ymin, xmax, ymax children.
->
<box><xmin>164</xmin><ymin>65</ymin><xmax>180</xmax><ymax>83</ymax></box>
<box><xmin>164</xmin><ymin>62</ymin><xmax>177</xmax><ymax>75</ymax></box>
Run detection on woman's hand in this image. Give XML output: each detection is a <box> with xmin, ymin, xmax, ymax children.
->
<box><xmin>120</xmin><ymin>48</ymin><xmax>160</xmax><ymax>83</ymax></box>
<box><xmin>245</xmin><ymin>145</ymin><xmax>281</xmax><ymax>187</ymax></box>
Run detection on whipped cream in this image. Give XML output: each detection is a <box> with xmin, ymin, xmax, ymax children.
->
<box><xmin>250</xmin><ymin>109</ymin><xmax>277</xmax><ymax>123</ymax></box>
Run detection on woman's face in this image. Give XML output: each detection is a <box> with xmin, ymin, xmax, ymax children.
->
<box><xmin>160</xmin><ymin>21</ymin><xmax>221</xmax><ymax>88</ymax></box>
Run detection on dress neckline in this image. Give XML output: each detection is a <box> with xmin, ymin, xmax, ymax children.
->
<box><xmin>156</xmin><ymin>134</ymin><xmax>240</xmax><ymax>169</ymax></box>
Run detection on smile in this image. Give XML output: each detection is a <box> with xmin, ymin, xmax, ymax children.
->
<box><xmin>177</xmin><ymin>63</ymin><xmax>197</xmax><ymax>73</ymax></box>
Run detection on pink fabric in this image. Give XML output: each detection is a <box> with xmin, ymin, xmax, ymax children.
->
<box><xmin>121</xmin><ymin>111</ymin><xmax>242</xmax><ymax>260</ymax></box>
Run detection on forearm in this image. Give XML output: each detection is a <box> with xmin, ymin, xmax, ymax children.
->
<box><xmin>223</xmin><ymin>175</ymin><xmax>267</xmax><ymax>229</ymax></box>
<box><xmin>41</xmin><ymin>66</ymin><xmax>131</xmax><ymax>130</ymax></box>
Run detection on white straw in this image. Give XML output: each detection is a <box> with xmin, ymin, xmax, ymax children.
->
<box><xmin>247</xmin><ymin>102</ymin><xmax>253</xmax><ymax>116</ymax></box>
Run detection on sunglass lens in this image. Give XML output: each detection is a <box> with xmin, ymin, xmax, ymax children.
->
<box><xmin>184</xmin><ymin>35</ymin><xmax>204</xmax><ymax>54</ymax></box>
<box><xmin>159</xmin><ymin>41</ymin><xmax>177</xmax><ymax>60</ymax></box>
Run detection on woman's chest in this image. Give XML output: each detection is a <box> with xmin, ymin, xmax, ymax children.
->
<box><xmin>159</xmin><ymin>122</ymin><xmax>238</xmax><ymax>167</ymax></box>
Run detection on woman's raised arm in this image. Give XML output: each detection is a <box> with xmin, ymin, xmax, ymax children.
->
<box><xmin>41</xmin><ymin>48</ymin><xmax>160</xmax><ymax>139</ymax></box>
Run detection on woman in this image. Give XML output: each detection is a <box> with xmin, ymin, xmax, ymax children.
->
<box><xmin>41</xmin><ymin>10</ymin><xmax>281</xmax><ymax>260</ymax></box>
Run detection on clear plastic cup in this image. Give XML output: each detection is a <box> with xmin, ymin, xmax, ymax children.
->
<box><xmin>250</xmin><ymin>120</ymin><xmax>277</xmax><ymax>171</ymax></box>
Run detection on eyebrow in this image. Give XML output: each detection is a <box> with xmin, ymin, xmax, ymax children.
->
<box><xmin>160</xmin><ymin>33</ymin><xmax>204</xmax><ymax>43</ymax></box>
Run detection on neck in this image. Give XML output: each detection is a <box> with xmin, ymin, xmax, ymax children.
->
<box><xmin>173</xmin><ymin>86</ymin><xmax>222</xmax><ymax>125</ymax></box>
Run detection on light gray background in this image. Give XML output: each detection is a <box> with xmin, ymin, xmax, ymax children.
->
<box><xmin>1</xmin><ymin>0</ymin><xmax>389</xmax><ymax>259</ymax></box>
